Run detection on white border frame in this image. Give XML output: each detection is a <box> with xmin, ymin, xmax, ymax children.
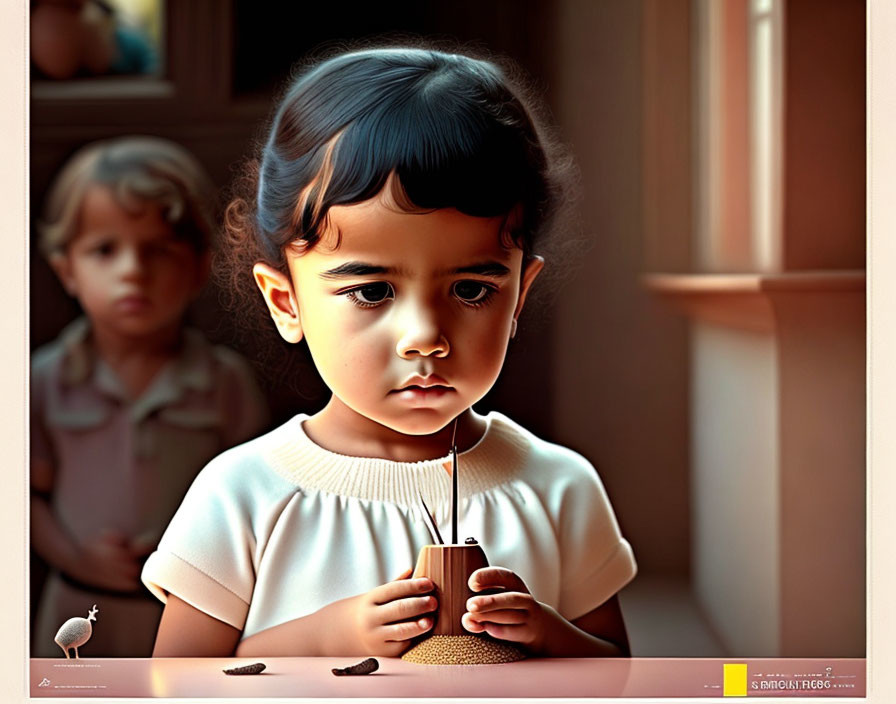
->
<box><xmin>4</xmin><ymin>0</ymin><xmax>893</xmax><ymax>701</ymax></box>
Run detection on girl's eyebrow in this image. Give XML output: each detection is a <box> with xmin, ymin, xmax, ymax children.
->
<box><xmin>451</xmin><ymin>262</ymin><xmax>511</xmax><ymax>277</ymax></box>
<box><xmin>320</xmin><ymin>262</ymin><xmax>392</xmax><ymax>279</ymax></box>
<box><xmin>319</xmin><ymin>261</ymin><xmax>512</xmax><ymax>279</ymax></box>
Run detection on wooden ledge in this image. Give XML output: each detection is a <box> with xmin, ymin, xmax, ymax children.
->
<box><xmin>644</xmin><ymin>270</ymin><xmax>865</xmax><ymax>294</ymax></box>
<box><xmin>31</xmin><ymin>77</ymin><xmax>175</xmax><ymax>102</ymax></box>
<box><xmin>643</xmin><ymin>271</ymin><xmax>865</xmax><ymax>333</ymax></box>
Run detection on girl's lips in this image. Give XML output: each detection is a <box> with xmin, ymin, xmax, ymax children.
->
<box><xmin>391</xmin><ymin>385</ymin><xmax>455</xmax><ymax>404</ymax></box>
<box><xmin>397</xmin><ymin>374</ymin><xmax>450</xmax><ymax>389</ymax></box>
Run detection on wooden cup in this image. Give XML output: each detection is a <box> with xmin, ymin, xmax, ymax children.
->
<box><xmin>412</xmin><ymin>544</ymin><xmax>489</xmax><ymax>636</ymax></box>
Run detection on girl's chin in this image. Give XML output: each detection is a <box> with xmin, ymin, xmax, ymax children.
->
<box><xmin>364</xmin><ymin>408</ymin><xmax>468</xmax><ymax>438</ymax></box>
<box><xmin>328</xmin><ymin>394</ymin><xmax>477</xmax><ymax>437</ymax></box>
<box><xmin>380</xmin><ymin>416</ymin><xmax>458</xmax><ymax>437</ymax></box>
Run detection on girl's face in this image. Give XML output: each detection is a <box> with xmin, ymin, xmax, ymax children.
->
<box><xmin>256</xmin><ymin>194</ymin><xmax>542</xmax><ymax>438</ymax></box>
<box><xmin>51</xmin><ymin>184</ymin><xmax>206</xmax><ymax>342</ymax></box>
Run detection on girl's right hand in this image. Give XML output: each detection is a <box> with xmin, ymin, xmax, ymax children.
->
<box><xmin>348</xmin><ymin>572</ymin><xmax>437</xmax><ymax>656</ymax></box>
<box><xmin>198</xmin><ymin>570</ymin><xmax>437</xmax><ymax>658</ymax></box>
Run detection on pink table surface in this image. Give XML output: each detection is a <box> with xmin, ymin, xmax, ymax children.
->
<box><xmin>30</xmin><ymin>656</ymin><xmax>865</xmax><ymax>699</ymax></box>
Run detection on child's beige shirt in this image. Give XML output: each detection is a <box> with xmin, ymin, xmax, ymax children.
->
<box><xmin>31</xmin><ymin>317</ymin><xmax>269</xmax><ymax>656</ymax></box>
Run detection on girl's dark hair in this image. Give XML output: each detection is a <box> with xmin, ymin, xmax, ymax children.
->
<box><xmin>218</xmin><ymin>45</ymin><xmax>575</xmax><ymax>386</ymax></box>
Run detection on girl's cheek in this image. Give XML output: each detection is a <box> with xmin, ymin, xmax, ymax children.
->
<box><xmin>335</xmin><ymin>332</ymin><xmax>391</xmax><ymax>370</ymax></box>
<box><xmin>460</xmin><ymin>317</ymin><xmax>511</xmax><ymax>351</ymax></box>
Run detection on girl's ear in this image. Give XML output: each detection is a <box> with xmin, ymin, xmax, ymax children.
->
<box><xmin>48</xmin><ymin>252</ymin><xmax>78</xmax><ymax>296</ymax></box>
<box><xmin>513</xmin><ymin>255</ymin><xmax>544</xmax><ymax>321</ymax></box>
<box><xmin>252</xmin><ymin>262</ymin><xmax>304</xmax><ymax>343</ymax></box>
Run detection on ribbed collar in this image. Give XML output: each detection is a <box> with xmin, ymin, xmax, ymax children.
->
<box><xmin>264</xmin><ymin>412</ymin><xmax>530</xmax><ymax>508</ymax></box>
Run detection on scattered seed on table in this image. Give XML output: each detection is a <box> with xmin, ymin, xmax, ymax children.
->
<box><xmin>331</xmin><ymin>657</ymin><xmax>379</xmax><ymax>676</ymax></box>
<box><xmin>223</xmin><ymin>662</ymin><xmax>266</xmax><ymax>675</ymax></box>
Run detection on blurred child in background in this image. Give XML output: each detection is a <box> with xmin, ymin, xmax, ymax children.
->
<box><xmin>31</xmin><ymin>136</ymin><xmax>269</xmax><ymax>656</ymax></box>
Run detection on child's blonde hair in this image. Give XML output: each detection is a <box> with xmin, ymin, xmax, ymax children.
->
<box><xmin>38</xmin><ymin>136</ymin><xmax>217</xmax><ymax>259</ymax></box>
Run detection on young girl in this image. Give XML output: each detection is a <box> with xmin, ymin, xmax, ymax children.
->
<box><xmin>31</xmin><ymin>136</ymin><xmax>269</xmax><ymax>657</ymax></box>
<box><xmin>143</xmin><ymin>47</ymin><xmax>637</xmax><ymax>658</ymax></box>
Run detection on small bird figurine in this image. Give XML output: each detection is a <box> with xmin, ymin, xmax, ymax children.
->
<box><xmin>54</xmin><ymin>604</ymin><xmax>98</xmax><ymax>659</ymax></box>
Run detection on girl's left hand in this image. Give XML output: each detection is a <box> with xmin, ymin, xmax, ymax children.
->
<box><xmin>461</xmin><ymin>566</ymin><xmax>559</xmax><ymax>654</ymax></box>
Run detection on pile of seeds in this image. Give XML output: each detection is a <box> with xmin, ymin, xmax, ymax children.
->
<box><xmin>401</xmin><ymin>635</ymin><xmax>526</xmax><ymax>665</ymax></box>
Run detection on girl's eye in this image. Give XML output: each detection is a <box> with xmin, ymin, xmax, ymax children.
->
<box><xmin>345</xmin><ymin>282</ymin><xmax>394</xmax><ymax>308</ymax></box>
<box><xmin>452</xmin><ymin>280</ymin><xmax>495</xmax><ymax>305</ymax></box>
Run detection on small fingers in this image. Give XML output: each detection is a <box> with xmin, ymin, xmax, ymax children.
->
<box><xmin>468</xmin><ymin>566</ymin><xmax>529</xmax><ymax>594</ymax></box>
<box><xmin>466</xmin><ymin>591</ymin><xmax>533</xmax><ymax>615</ymax></box>
<box><xmin>103</xmin><ymin>577</ymin><xmax>139</xmax><ymax>592</ymax></box>
<box><xmin>116</xmin><ymin>565</ymin><xmax>141</xmax><ymax>581</ymax></box>
<box><xmin>370</xmin><ymin>577</ymin><xmax>433</xmax><ymax>605</ymax></box>
<box><xmin>463</xmin><ymin>590</ymin><xmax>538</xmax><ymax>644</ymax></box>
<box><xmin>461</xmin><ymin>612</ymin><xmax>530</xmax><ymax>642</ymax></box>
<box><xmin>474</xmin><ymin>622</ymin><xmax>530</xmax><ymax>643</ymax></box>
<box><xmin>379</xmin><ymin>615</ymin><xmax>434</xmax><ymax>643</ymax></box>
<box><xmin>378</xmin><ymin>594</ymin><xmax>437</xmax><ymax>624</ymax></box>
<box><xmin>129</xmin><ymin>542</ymin><xmax>157</xmax><ymax>558</ymax></box>
<box><xmin>96</xmin><ymin>554</ymin><xmax>140</xmax><ymax>580</ymax></box>
<box><xmin>461</xmin><ymin>612</ymin><xmax>486</xmax><ymax>633</ymax></box>
<box><xmin>464</xmin><ymin>608</ymin><xmax>529</xmax><ymax>626</ymax></box>
<box><xmin>97</xmin><ymin>530</ymin><xmax>130</xmax><ymax>546</ymax></box>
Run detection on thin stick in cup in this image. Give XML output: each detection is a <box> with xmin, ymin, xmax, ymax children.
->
<box><xmin>451</xmin><ymin>417</ymin><xmax>458</xmax><ymax>544</ymax></box>
<box><xmin>417</xmin><ymin>489</ymin><xmax>444</xmax><ymax>545</ymax></box>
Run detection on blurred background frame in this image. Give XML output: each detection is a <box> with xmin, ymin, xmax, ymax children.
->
<box><xmin>30</xmin><ymin>0</ymin><xmax>865</xmax><ymax>658</ymax></box>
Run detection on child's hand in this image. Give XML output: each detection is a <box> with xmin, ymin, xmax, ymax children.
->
<box><xmin>348</xmin><ymin>570</ymin><xmax>436</xmax><ymax>656</ymax></box>
<box><xmin>69</xmin><ymin>531</ymin><xmax>144</xmax><ymax>592</ymax></box>
<box><xmin>462</xmin><ymin>566</ymin><xmax>559</xmax><ymax>654</ymax></box>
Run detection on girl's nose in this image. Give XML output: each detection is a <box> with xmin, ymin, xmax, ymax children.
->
<box><xmin>395</xmin><ymin>305</ymin><xmax>450</xmax><ymax>359</ymax></box>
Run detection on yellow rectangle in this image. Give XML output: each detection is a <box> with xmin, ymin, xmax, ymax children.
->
<box><xmin>723</xmin><ymin>663</ymin><xmax>748</xmax><ymax>697</ymax></box>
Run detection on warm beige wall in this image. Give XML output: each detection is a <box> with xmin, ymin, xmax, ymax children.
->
<box><xmin>548</xmin><ymin>0</ymin><xmax>691</xmax><ymax>577</ymax></box>
<box><xmin>692</xmin><ymin>322</ymin><xmax>781</xmax><ymax>655</ymax></box>
<box><xmin>685</xmin><ymin>0</ymin><xmax>866</xmax><ymax>657</ymax></box>
<box><xmin>690</xmin><ymin>288</ymin><xmax>865</xmax><ymax>657</ymax></box>
<box><xmin>783</xmin><ymin>0</ymin><xmax>865</xmax><ymax>270</ymax></box>
<box><xmin>776</xmin><ymin>291</ymin><xmax>866</xmax><ymax>657</ymax></box>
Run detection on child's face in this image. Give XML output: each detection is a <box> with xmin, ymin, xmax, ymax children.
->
<box><xmin>51</xmin><ymin>184</ymin><xmax>206</xmax><ymax>341</ymax></box>
<box><xmin>258</xmin><ymin>195</ymin><xmax>542</xmax><ymax>437</ymax></box>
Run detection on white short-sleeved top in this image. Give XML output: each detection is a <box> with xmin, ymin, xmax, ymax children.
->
<box><xmin>142</xmin><ymin>412</ymin><xmax>637</xmax><ymax>640</ymax></box>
